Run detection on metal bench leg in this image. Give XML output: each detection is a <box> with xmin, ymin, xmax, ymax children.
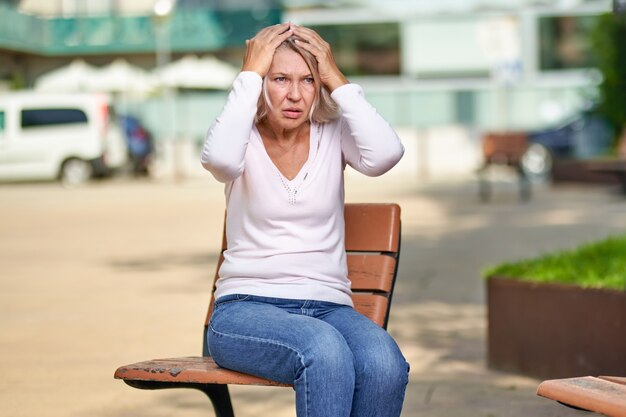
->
<box><xmin>123</xmin><ymin>380</ymin><xmax>235</xmax><ymax>417</ymax></box>
<box><xmin>199</xmin><ymin>384</ymin><xmax>235</xmax><ymax>417</ymax></box>
<box><xmin>517</xmin><ymin>165</ymin><xmax>531</xmax><ymax>201</ymax></box>
<box><xmin>477</xmin><ymin>164</ymin><xmax>491</xmax><ymax>202</ymax></box>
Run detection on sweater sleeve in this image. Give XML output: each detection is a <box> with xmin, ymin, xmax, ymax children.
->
<box><xmin>332</xmin><ymin>83</ymin><xmax>404</xmax><ymax>177</ymax></box>
<box><xmin>201</xmin><ymin>71</ymin><xmax>263</xmax><ymax>183</ymax></box>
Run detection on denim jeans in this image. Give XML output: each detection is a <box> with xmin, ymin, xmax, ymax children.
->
<box><xmin>207</xmin><ymin>294</ymin><xmax>409</xmax><ymax>417</ymax></box>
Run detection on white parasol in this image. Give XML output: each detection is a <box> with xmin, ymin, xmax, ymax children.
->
<box><xmin>34</xmin><ymin>59</ymin><xmax>98</xmax><ymax>92</ymax></box>
<box><xmin>156</xmin><ymin>55</ymin><xmax>239</xmax><ymax>89</ymax></box>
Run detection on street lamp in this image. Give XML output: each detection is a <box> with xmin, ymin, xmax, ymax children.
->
<box><xmin>153</xmin><ymin>0</ymin><xmax>175</xmax><ymax>76</ymax></box>
<box><xmin>153</xmin><ymin>0</ymin><xmax>175</xmax><ymax>18</ymax></box>
<box><xmin>152</xmin><ymin>0</ymin><xmax>179</xmax><ymax>179</ymax></box>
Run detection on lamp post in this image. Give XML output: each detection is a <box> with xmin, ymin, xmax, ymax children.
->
<box><xmin>153</xmin><ymin>0</ymin><xmax>174</xmax><ymax>69</ymax></box>
<box><xmin>153</xmin><ymin>0</ymin><xmax>180</xmax><ymax>179</ymax></box>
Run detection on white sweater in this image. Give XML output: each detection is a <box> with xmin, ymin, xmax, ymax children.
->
<box><xmin>201</xmin><ymin>71</ymin><xmax>404</xmax><ymax>306</ymax></box>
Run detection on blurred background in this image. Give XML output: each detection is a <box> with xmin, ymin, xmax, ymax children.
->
<box><xmin>1</xmin><ymin>2</ymin><xmax>625</xmax><ymax>417</ymax></box>
<box><xmin>1</xmin><ymin>0</ymin><xmax>624</xmax><ymax>186</ymax></box>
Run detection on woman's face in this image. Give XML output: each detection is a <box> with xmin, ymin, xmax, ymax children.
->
<box><xmin>264</xmin><ymin>48</ymin><xmax>316</xmax><ymax>131</ymax></box>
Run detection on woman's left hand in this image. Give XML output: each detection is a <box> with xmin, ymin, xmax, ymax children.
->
<box><xmin>291</xmin><ymin>25</ymin><xmax>348</xmax><ymax>92</ymax></box>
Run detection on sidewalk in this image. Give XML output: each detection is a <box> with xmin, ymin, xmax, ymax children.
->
<box><xmin>0</xmin><ymin>175</ymin><xmax>624</xmax><ymax>417</ymax></box>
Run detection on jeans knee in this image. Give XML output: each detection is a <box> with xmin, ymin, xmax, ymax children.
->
<box><xmin>298</xmin><ymin>330</ymin><xmax>355</xmax><ymax>382</ymax></box>
<box><xmin>356</xmin><ymin>343</ymin><xmax>409</xmax><ymax>393</ymax></box>
<box><xmin>383</xmin><ymin>355</ymin><xmax>410</xmax><ymax>391</ymax></box>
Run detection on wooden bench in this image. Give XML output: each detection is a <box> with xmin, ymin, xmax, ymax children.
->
<box><xmin>537</xmin><ymin>376</ymin><xmax>626</xmax><ymax>417</ymax></box>
<box><xmin>477</xmin><ymin>132</ymin><xmax>531</xmax><ymax>202</ymax></box>
<box><xmin>114</xmin><ymin>203</ymin><xmax>402</xmax><ymax>417</ymax></box>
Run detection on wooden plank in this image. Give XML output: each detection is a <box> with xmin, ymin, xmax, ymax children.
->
<box><xmin>600</xmin><ymin>376</ymin><xmax>626</xmax><ymax>386</ymax></box>
<box><xmin>537</xmin><ymin>377</ymin><xmax>626</xmax><ymax>417</ymax></box>
<box><xmin>345</xmin><ymin>204</ymin><xmax>400</xmax><ymax>253</ymax></box>
<box><xmin>348</xmin><ymin>254</ymin><xmax>396</xmax><ymax>292</ymax></box>
<box><xmin>353</xmin><ymin>293</ymin><xmax>388</xmax><ymax>327</ymax></box>
<box><xmin>115</xmin><ymin>357</ymin><xmax>290</xmax><ymax>387</ymax></box>
<box><xmin>482</xmin><ymin>132</ymin><xmax>528</xmax><ymax>165</ymax></box>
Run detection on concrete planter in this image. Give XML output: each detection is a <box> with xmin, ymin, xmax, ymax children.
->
<box><xmin>487</xmin><ymin>277</ymin><xmax>626</xmax><ymax>379</ymax></box>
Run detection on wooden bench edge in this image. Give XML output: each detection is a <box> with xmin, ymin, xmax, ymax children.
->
<box><xmin>114</xmin><ymin>356</ymin><xmax>291</xmax><ymax>387</ymax></box>
<box><xmin>537</xmin><ymin>376</ymin><xmax>626</xmax><ymax>416</ymax></box>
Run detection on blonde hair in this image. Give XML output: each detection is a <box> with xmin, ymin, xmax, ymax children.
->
<box><xmin>255</xmin><ymin>37</ymin><xmax>339</xmax><ymax>124</ymax></box>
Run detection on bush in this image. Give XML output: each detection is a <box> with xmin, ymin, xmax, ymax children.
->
<box><xmin>591</xmin><ymin>13</ymin><xmax>626</xmax><ymax>146</ymax></box>
<box><xmin>483</xmin><ymin>234</ymin><xmax>626</xmax><ymax>290</ymax></box>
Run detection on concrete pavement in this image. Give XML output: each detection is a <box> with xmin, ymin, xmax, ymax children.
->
<box><xmin>0</xmin><ymin>174</ymin><xmax>624</xmax><ymax>417</ymax></box>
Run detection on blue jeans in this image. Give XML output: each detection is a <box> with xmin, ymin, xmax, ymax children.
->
<box><xmin>207</xmin><ymin>294</ymin><xmax>409</xmax><ymax>417</ymax></box>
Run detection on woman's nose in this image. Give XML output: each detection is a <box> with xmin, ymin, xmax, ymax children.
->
<box><xmin>287</xmin><ymin>83</ymin><xmax>301</xmax><ymax>101</ymax></box>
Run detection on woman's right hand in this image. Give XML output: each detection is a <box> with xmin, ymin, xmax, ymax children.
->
<box><xmin>241</xmin><ymin>23</ymin><xmax>293</xmax><ymax>77</ymax></box>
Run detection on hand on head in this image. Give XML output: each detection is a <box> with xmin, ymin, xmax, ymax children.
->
<box><xmin>290</xmin><ymin>24</ymin><xmax>348</xmax><ymax>92</ymax></box>
<box><xmin>242</xmin><ymin>23</ymin><xmax>293</xmax><ymax>78</ymax></box>
<box><xmin>242</xmin><ymin>23</ymin><xmax>348</xmax><ymax>92</ymax></box>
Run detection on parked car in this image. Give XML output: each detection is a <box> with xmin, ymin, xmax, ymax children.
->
<box><xmin>521</xmin><ymin>109</ymin><xmax>615</xmax><ymax>179</ymax></box>
<box><xmin>0</xmin><ymin>91</ymin><xmax>128</xmax><ymax>186</ymax></box>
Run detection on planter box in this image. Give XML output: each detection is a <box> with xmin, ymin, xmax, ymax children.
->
<box><xmin>487</xmin><ymin>277</ymin><xmax>626</xmax><ymax>380</ymax></box>
<box><xmin>552</xmin><ymin>159</ymin><xmax>620</xmax><ymax>184</ymax></box>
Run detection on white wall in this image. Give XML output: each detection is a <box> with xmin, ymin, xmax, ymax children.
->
<box><xmin>401</xmin><ymin>18</ymin><xmax>492</xmax><ymax>77</ymax></box>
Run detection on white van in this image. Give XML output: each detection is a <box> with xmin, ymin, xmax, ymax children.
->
<box><xmin>0</xmin><ymin>92</ymin><xmax>128</xmax><ymax>186</ymax></box>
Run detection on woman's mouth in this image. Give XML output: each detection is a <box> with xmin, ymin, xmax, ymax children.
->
<box><xmin>283</xmin><ymin>108</ymin><xmax>303</xmax><ymax>119</ymax></box>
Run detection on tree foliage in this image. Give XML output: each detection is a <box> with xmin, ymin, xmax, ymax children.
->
<box><xmin>591</xmin><ymin>13</ymin><xmax>626</xmax><ymax>143</ymax></box>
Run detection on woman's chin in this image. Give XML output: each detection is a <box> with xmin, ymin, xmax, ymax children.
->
<box><xmin>275</xmin><ymin>117</ymin><xmax>308</xmax><ymax>130</ymax></box>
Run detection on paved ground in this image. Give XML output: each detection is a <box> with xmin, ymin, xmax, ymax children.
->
<box><xmin>1</xmin><ymin>172</ymin><xmax>624</xmax><ymax>417</ymax></box>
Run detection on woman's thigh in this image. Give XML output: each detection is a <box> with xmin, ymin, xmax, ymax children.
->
<box><xmin>207</xmin><ymin>295</ymin><xmax>355</xmax><ymax>385</ymax></box>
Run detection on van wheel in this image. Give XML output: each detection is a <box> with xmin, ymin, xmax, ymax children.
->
<box><xmin>60</xmin><ymin>158</ymin><xmax>92</xmax><ymax>187</ymax></box>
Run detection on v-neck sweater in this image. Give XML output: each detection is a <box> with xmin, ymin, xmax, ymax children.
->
<box><xmin>201</xmin><ymin>71</ymin><xmax>404</xmax><ymax>306</ymax></box>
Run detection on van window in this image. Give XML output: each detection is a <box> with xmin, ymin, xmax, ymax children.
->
<box><xmin>21</xmin><ymin>108</ymin><xmax>88</xmax><ymax>128</ymax></box>
<box><xmin>0</xmin><ymin>111</ymin><xmax>4</xmax><ymax>132</ymax></box>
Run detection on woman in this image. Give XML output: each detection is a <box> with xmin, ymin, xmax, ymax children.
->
<box><xmin>201</xmin><ymin>23</ymin><xmax>408</xmax><ymax>417</ymax></box>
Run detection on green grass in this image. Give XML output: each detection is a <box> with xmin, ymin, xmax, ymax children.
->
<box><xmin>483</xmin><ymin>234</ymin><xmax>626</xmax><ymax>291</ymax></box>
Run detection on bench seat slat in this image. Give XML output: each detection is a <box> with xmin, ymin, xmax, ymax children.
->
<box><xmin>537</xmin><ymin>376</ymin><xmax>626</xmax><ymax>417</ymax></box>
<box><xmin>114</xmin><ymin>357</ymin><xmax>290</xmax><ymax>387</ymax></box>
<box><xmin>600</xmin><ymin>376</ymin><xmax>626</xmax><ymax>386</ymax></box>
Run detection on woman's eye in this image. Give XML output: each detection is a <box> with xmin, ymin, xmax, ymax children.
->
<box><xmin>303</xmin><ymin>77</ymin><xmax>314</xmax><ymax>84</ymax></box>
<box><xmin>275</xmin><ymin>77</ymin><xmax>286</xmax><ymax>82</ymax></box>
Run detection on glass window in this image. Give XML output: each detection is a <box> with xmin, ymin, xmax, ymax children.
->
<box><xmin>539</xmin><ymin>15</ymin><xmax>598</xmax><ymax>70</ymax></box>
<box><xmin>309</xmin><ymin>23</ymin><xmax>400</xmax><ymax>76</ymax></box>
<box><xmin>0</xmin><ymin>111</ymin><xmax>5</xmax><ymax>132</ymax></box>
<box><xmin>21</xmin><ymin>108</ymin><xmax>88</xmax><ymax>128</ymax></box>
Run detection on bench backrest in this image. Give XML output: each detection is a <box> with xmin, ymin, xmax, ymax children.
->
<box><xmin>482</xmin><ymin>132</ymin><xmax>528</xmax><ymax>165</ymax></box>
<box><xmin>203</xmin><ymin>203</ymin><xmax>402</xmax><ymax>333</ymax></box>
